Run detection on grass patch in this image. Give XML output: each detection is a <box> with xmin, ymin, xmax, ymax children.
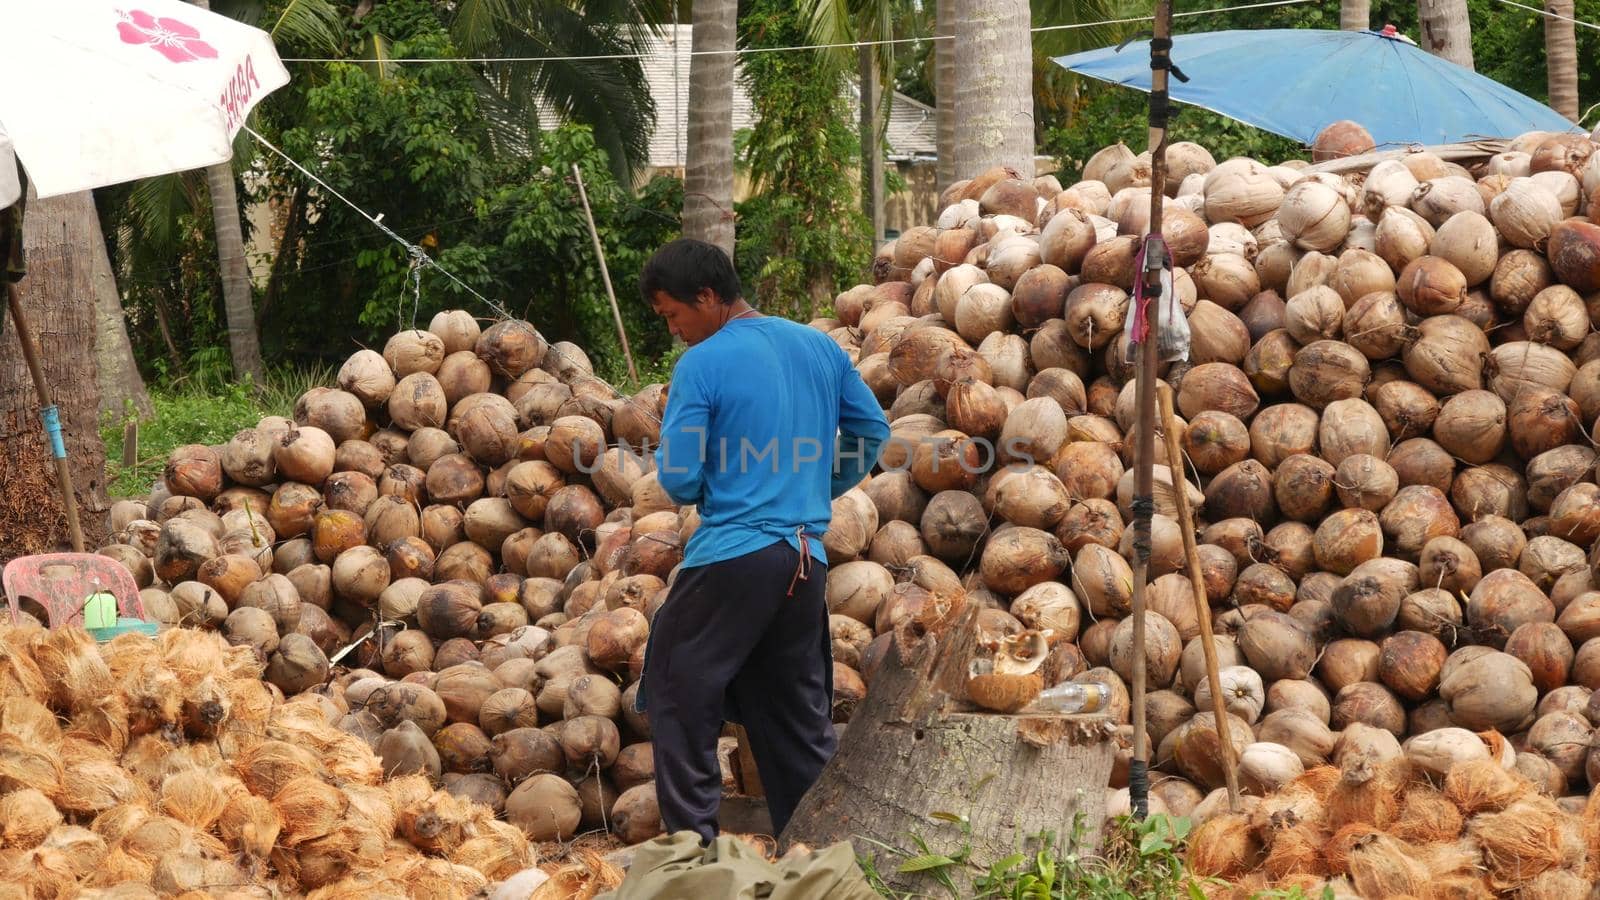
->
<box><xmin>101</xmin><ymin>366</ymin><xmax>327</xmax><ymax>500</ymax></box>
<box><xmin>857</xmin><ymin>813</ymin><xmax>1329</xmax><ymax>900</ymax></box>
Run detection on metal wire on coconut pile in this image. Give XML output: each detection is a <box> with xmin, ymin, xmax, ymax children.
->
<box><xmin>243</xmin><ymin>126</ymin><xmax>660</xmax><ymax>426</ymax></box>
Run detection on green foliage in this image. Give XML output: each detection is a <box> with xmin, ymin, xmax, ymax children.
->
<box><xmin>1044</xmin><ymin>89</ymin><xmax>1308</xmax><ymax>182</ymax></box>
<box><xmin>102</xmin><ymin>0</ymin><xmax>679</xmax><ymax>390</ymax></box>
<box><xmin>100</xmin><ymin>367</ymin><xmax>318</xmax><ymax>499</ymax></box>
<box><xmin>1043</xmin><ymin>0</ymin><xmax>1600</xmax><ymax>175</ymax></box>
<box><xmin>861</xmin><ymin>811</ymin><xmax>1209</xmax><ymax>900</ymax></box>
<box><xmin>736</xmin><ymin>0</ymin><xmax>874</xmax><ymax>321</ymax></box>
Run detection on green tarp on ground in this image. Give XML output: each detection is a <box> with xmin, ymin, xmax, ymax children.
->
<box><xmin>595</xmin><ymin>831</ymin><xmax>881</xmax><ymax>900</ymax></box>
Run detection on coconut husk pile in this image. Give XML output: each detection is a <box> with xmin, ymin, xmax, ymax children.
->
<box><xmin>0</xmin><ymin>619</ymin><xmax>534</xmax><ymax>898</ymax></box>
<box><xmin>98</xmin><ymin>312</ymin><xmax>682</xmax><ymax>848</ymax></box>
<box><xmin>94</xmin><ymin>123</ymin><xmax>1600</xmax><ymax>858</ymax></box>
<box><xmin>1188</xmin><ymin>727</ymin><xmax>1600</xmax><ymax>898</ymax></box>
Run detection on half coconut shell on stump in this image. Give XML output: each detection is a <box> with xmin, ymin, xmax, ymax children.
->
<box><xmin>780</xmin><ymin>603</ymin><xmax>1114</xmax><ymax>897</ymax></box>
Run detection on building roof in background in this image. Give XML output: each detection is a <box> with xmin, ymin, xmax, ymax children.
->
<box><xmin>633</xmin><ymin>25</ymin><xmax>936</xmax><ymax>169</ymax></box>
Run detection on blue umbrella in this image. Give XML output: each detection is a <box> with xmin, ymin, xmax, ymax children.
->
<box><xmin>1052</xmin><ymin>27</ymin><xmax>1583</xmax><ymax>148</ymax></box>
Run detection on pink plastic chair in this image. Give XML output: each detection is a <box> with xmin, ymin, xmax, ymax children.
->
<box><xmin>2</xmin><ymin>553</ymin><xmax>146</xmax><ymax>629</ymax></box>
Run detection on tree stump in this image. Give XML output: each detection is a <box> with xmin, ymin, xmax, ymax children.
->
<box><xmin>780</xmin><ymin>604</ymin><xmax>1116</xmax><ymax>894</ymax></box>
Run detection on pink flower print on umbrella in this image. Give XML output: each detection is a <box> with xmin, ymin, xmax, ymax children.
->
<box><xmin>116</xmin><ymin>9</ymin><xmax>219</xmax><ymax>63</ymax></box>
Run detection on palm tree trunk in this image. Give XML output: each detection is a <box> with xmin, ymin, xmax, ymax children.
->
<box><xmin>2</xmin><ymin>191</ymin><xmax>109</xmax><ymax>555</ymax></box>
<box><xmin>935</xmin><ymin>0</ymin><xmax>957</xmax><ymax>191</ymax></box>
<box><xmin>191</xmin><ymin>0</ymin><xmax>265</xmax><ymax>386</ymax></box>
<box><xmin>860</xmin><ymin>46</ymin><xmax>885</xmax><ymax>246</ymax></box>
<box><xmin>1341</xmin><ymin>0</ymin><xmax>1370</xmax><ymax>30</ymax></box>
<box><xmin>1417</xmin><ymin>0</ymin><xmax>1474</xmax><ymax>70</ymax></box>
<box><xmin>89</xmin><ymin>191</ymin><xmax>152</xmax><ymax>419</ymax></box>
<box><xmin>682</xmin><ymin>0</ymin><xmax>737</xmax><ymax>258</ymax></box>
<box><xmin>952</xmin><ymin>0</ymin><xmax>1035</xmax><ymax>180</ymax></box>
<box><xmin>1545</xmin><ymin>0</ymin><xmax>1579</xmax><ymax>121</ymax></box>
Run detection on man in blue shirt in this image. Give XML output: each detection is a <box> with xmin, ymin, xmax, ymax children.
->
<box><xmin>636</xmin><ymin>238</ymin><xmax>890</xmax><ymax>845</ymax></box>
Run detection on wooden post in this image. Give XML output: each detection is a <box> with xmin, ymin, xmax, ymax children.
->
<box><xmin>5</xmin><ymin>281</ymin><xmax>85</xmax><ymax>552</ymax></box>
<box><xmin>1157</xmin><ymin>384</ymin><xmax>1241</xmax><ymax>811</ymax></box>
<box><xmin>571</xmin><ymin>164</ymin><xmax>638</xmax><ymax>384</ymax></box>
<box><xmin>1127</xmin><ymin>0</ymin><xmax>1175</xmax><ymax>821</ymax></box>
<box><xmin>122</xmin><ymin>419</ymin><xmax>139</xmax><ymax>469</ymax></box>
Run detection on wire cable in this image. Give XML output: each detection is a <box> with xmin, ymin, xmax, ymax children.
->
<box><xmin>241</xmin><ymin>124</ymin><xmax>658</xmax><ymax>414</ymax></box>
<box><xmin>279</xmin><ymin>0</ymin><xmax>1319</xmax><ymax>64</ymax></box>
<box><xmin>1488</xmin><ymin>0</ymin><xmax>1600</xmax><ymax>32</ymax></box>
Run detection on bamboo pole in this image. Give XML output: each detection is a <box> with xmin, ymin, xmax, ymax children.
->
<box><xmin>1127</xmin><ymin>0</ymin><xmax>1175</xmax><ymax>821</ymax></box>
<box><xmin>1157</xmin><ymin>383</ymin><xmax>1241</xmax><ymax>811</ymax></box>
<box><xmin>571</xmin><ymin>164</ymin><xmax>638</xmax><ymax>383</ymax></box>
<box><xmin>5</xmin><ymin>280</ymin><xmax>86</xmax><ymax>552</ymax></box>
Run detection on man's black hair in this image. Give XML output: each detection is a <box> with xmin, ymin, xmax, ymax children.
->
<box><xmin>640</xmin><ymin>238</ymin><xmax>742</xmax><ymax>306</ymax></box>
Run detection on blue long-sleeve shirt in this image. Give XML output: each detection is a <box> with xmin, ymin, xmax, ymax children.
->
<box><xmin>653</xmin><ymin>316</ymin><xmax>891</xmax><ymax>569</ymax></box>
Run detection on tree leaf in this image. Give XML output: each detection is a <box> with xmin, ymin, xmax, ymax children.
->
<box><xmin>897</xmin><ymin>853</ymin><xmax>957</xmax><ymax>873</ymax></box>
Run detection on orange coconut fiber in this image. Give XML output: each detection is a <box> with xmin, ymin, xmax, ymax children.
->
<box><xmin>121</xmin><ymin>667</ymin><xmax>183</xmax><ymax>738</ymax></box>
<box><xmin>1188</xmin><ymin>812</ymin><xmax>1264</xmax><ymax>879</ymax></box>
<box><xmin>342</xmin><ymin>783</ymin><xmax>400</xmax><ymax>842</ymax></box>
<box><xmin>57</xmin><ymin>757</ymin><xmax>152</xmax><ymax>817</ymax></box>
<box><xmin>1443</xmin><ymin>758</ymin><xmax>1531</xmax><ymax>816</ymax></box>
<box><xmin>530</xmin><ymin>847</ymin><xmax>625</xmax><ymax>900</ymax></box>
<box><xmin>1326</xmin><ymin>756</ymin><xmax>1409</xmax><ymax>831</ymax></box>
<box><xmin>1391</xmin><ymin>784</ymin><xmax>1466</xmax><ymax>844</ymax></box>
<box><xmin>449</xmin><ymin>818</ymin><xmax>536</xmax><ymax>882</ymax></box>
<box><xmin>0</xmin><ymin>732</ymin><xmax>63</xmax><ymax>797</ymax></box>
<box><xmin>274</xmin><ymin>818</ymin><xmax>389</xmax><ymax>892</ymax></box>
<box><xmin>399</xmin><ymin>789</ymin><xmax>493</xmax><ymax>855</ymax></box>
<box><xmin>1250</xmin><ymin>780</ymin><xmax>1326</xmax><ymax>837</ymax></box>
<box><xmin>1261</xmin><ymin>822</ymin><xmax>1329</xmax><ymax>881</ymax></box>
<box><xmin>0</xmin><ymin>843</ymin><xmax>86</xmax><ymax>898</ymax></box>
<box><xmin>0</xmin><ymin>624</ymin><xmax>50</xmax><ymax>702</ymax></box>
<box><xmin>273</xmin><ymin>775</ymin><xmax>351</xmax><ymax>847</ymax></box>
<box><xmin>0</xmin><ymin>788</ymin><xmax>63</xmax><ymax>849</ymax></box>
<box><xmin>234</xmin><ymin>739</ymin><xmax>324</xmax><ymax>797</ymax></box>
<box><xmin>216</xmin><ymin>792</ymin><xmax>281</xmax><ymax>860</ymax></box>
<box><xmin>33</xmin><ymin>624</ymin><xmax>114</xmax><ymax>710</ymax></box>
<box><xmin>1323</xmin><ymin>823</ymin><xmax>1382</xmax><ymax>877</ymax></box>
<box><xmin>79</xmin><ymin>845</ymin><xmax>157</xmax><ymax>890</ymax></box>
<box><xmin>0</xmin><ymin>695</ymin><xmax>63</xmax><ymax>746</ymax></box>
<box><xmin>1467</xmin><ymin>795</ymin><xmax>1582</xmax><ymax>891</ymax></box>
<box><xmin>66</xmin><ymin>692</ymin><xmax>132</xmax><ymax>756</ymax></box>
<box><xmin>1512</xmin><ymin>867</ymin><xmax>1592</xmax><ymax>900</ymax></box>
<box><xmin>1292</xmin><ymin>764</ymin><xmax>1341</xmax><ymax>802</ymax></box>
<box><xmin>1349</xmin><ymin>832</ymin><xmax>1431</xmax><ymax>898</ymax></box>
<box><xmin>396</xmin><ymin>856</ymin><xmax>491</xmax><ymax>898</ymax></box>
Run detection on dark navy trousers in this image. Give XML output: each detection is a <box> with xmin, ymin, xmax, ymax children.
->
<box><xmin>639</xmin><ymin>539</ymin><xmax>836</xmax><ymax>844</ymax></box>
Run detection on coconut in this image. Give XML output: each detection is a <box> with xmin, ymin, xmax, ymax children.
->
<box><xmin>1191</xmin><ymin>253</ymin><xmax>1260</xmax><ymax>310</ymax></box>
<box><xmin>337</xmin><ymin>350</ymin><xmax>400</xmax><ymax>406</ymax></box>
<box><xmin>1205</xmin><ymin>159</ymin><xmax>1285</xmax><ymax>227</ymax></box>
<box><xmin>1402</xmin><ymin>315</ymin><xmax>1489</xmax><ymax>396</ymax></box>
<box><xmin>1438</xmin><ymin>649</ymin><xmax>1538</xmax><ymax>733</ymax></box>
<box><xmin>1279</xmin><ymin>181</ymin><xmax>1351</xmax><ymax>252</ymax></box>
<box><xmin>1374</xmin><ymin>206</ymin><xmax>1435</xmax><ymax>275</ymax></box>
<box><xmin>1290</xmin><ymin>340</ymin><xmax>1371</xmax><ymax>408</ymax></box>
<box><xmin>1490</xmin><ymin>178</ymin><xmax>1563</xmax><ymax>249</ymax></box>
<box><xmin>388</xmin><ymin>373</ymin><xmax>449</xmax><ymax>431</ymax></box>
<box><xmin>1311</xmin><ymin>121</ymin><xmax>1374</xmax><ymax>162</ymax></box>
<box><xmin>1238</xmin><ymin>611</ymin><xmax>1316</xmax><ymax>681</ymax></box>
<box><xmin>1547</xmin><ymin>218</ymin><xmax>1600</xmax><ymax>293</ymax></box>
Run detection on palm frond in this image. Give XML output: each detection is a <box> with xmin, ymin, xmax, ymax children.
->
<box><xmin>450</xmin><ymin>0</ymin><xmax>516</xmax><ymax>55</ymax></box>
<box><xmin>269</xmin><ymin>0</ymin><xmax>345</xmax><ymax>55</ymax></box>
<box><xmin>125</xmin><ymin>173</ymin><xmax>201</xmax><ymax>259</ymax></box>
<box><xmin>359</xmin><ymin>32</ymin><xmax>399</xmax><ymax>81</ymax></box>
<box><xmin>454</xmin><ymin>1</ymin><xmax>660</xmax><ymax>180</ymax></box>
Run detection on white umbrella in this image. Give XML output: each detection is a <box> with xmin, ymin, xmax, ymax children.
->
<box><xmin>0</xmin><ymin>0</ymin><xmax>289</xmax><ymax>554</ymax></box>
<box><xmin>0</xmin><ymin>0</ymin><xmax>289</xmax><ymax>201</ymax></box>
<box><xmin>0</xmin><ymin>133</ymin><xmax>17</xmax><ymax>209</ymax></box>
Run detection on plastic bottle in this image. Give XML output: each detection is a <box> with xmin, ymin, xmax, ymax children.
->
<box><xmin>1034</xmin><ymin>681</ymin><xmax>1111</xmax><ymax>714</ymax></box>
